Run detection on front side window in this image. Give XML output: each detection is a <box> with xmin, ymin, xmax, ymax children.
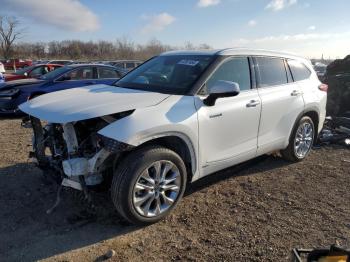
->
<box><xmin>15</xmin><ymin>65</ymin><xmax>35</xmax><ymax>75</ymax></box>
<box><xmin>39</xmin><ymin>66</ymin><xmax>71</xmax><ymax>80</ymax></box>
<box><xmin>116</xmin><ymin>55</ymin><xmax>214</xmax><ymax>95</ymax></box>
<box><xmin>288</xmin><ymin>60</ymin><xmax>311</xmax><ymax>81</ymax></box>
<box><xmin>29</xmin><ymin>66</ymin><xmax>49</xmax><ymax>77</ymax></box>
<box><xmin>256</xmin><ymin>57</ymin><xmax>288</xmax><ymax>87</ymax></box>
<box><xmin>206</xmin><ymin>57</ymin><xmax>251</xmax><ymax>92</ymax></box>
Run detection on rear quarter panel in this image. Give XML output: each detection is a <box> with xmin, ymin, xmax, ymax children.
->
<box><xmin>300</xmin><ymin>67</ymin><xmax>327</xmax><ymax>133</ymax></box>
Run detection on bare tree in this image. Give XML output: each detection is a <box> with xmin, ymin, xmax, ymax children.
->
<box><xmin>0</xmin><ymin>16</ymin><xmax>24</xmax><ymax>59</ymax></box>
<box><xmin>11</xmin><ymin>38</ymin><xmax>212</xmax><ymax>61</ymax></box>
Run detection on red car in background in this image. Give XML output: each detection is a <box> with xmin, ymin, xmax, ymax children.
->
<box><xmin>4</xmin><ymin>64</ymin><xmax>63</xmax><ymax>82</ymax></box>
<box><xmin>4</xmin><ymin>59</ymin><xmax>33</xmax><ymax>70</ymax></box>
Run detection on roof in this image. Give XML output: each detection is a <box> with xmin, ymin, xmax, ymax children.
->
<box><xmin>65</xmin><ymin>64</ymin><xmax>127</xmax><ymax>72</ymax></box>
<box><xmin>110</xmin><ymin>60</ymin><xmax>143</xmax><ymax>63</ymax></box>
<box><xmin>35</xmin><ymin>63</ymin><xmax>63</xmax><ymax>67</ymax></box>
<box><xmin>48</xmin><ymin>60</ymin><xmax>73</xmax><ymax>62</ymax></box>
<box><xmin>66</xmin><ymin>63</ymin><xmax>116</xmax><ymax>68</ymax></box>
<box><xmin>161</xmin><ymin>48</ymin><xmax>308</xmax><ymax>61</ymax></box>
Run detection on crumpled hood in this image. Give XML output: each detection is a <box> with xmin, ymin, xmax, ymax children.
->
<box><xmin>19</xmin><ymin>84</ymin><xmax>170</xmax><ymax>123</ymax></box>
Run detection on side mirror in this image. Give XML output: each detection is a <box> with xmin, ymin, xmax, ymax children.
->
<box><xmin>23</xmin><ymin>72</ymin><xmax>28</xmax><ymax>77</ymax></box>
<box><xmin>203</xmin><ymin>80</ymin><xmax>240</xmax><ymax>106</ymax></box>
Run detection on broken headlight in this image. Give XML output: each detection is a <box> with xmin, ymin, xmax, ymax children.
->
<box><xmin>98</xmin><ymin>134</ymin><xmax>134</xmax><ymax>153</ymax></box>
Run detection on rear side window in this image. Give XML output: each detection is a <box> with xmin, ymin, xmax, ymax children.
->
<box><xmin>256</xmin><ymin>57</ymin><xmax>288</xmax><ymax>87</ymax></box>
<box><xmin>287</xmin><ymin>60</ymin><xmax>311</xmax><ymax>81</ymax></box>
<box><xmin>67</xmin><ymin>67</ymin><xmax>94</xmax><ymax>80</ymax></box>
<box><xmin>98</xmin><ymin>67</ymin><xmax>119</xmax><ymax>78</ymax></box>
<box><xmin>206</xmin><ymin>57</ymin><xmax>251</xmax><ymax>92</ymax></box>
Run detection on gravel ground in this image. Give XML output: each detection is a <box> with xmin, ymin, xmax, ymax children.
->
<box><xmin>0</xmin><ymin>118</ymin><xmax>349</xmax><ymax>262</ymax></box>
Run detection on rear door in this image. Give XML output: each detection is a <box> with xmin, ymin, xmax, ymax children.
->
<box><xmin>254</xmin><ymin>56</ymin><xmax>305</xmax><ymax>154</ymax></box>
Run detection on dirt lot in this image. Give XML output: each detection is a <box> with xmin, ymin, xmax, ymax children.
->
<box><xmin>0</xmin><ymin>119</ymin><xmax>349</xmax><ymax>262</ymax></box>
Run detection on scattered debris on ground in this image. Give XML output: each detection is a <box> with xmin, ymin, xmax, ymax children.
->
<box><xmin>318</xmin><ymin>115</ymin><xmax>350</xmax><ymax>146</ymax></box>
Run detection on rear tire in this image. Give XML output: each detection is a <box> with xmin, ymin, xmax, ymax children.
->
<box><xmin>111</xmin><ymin>146</ymin><xmax>187</xmax><ymax>225</ymax></box>
<box><xmin>281</xmin><ymin>116</ymin><xmax>315</xmax><ymax>162</ymax></box>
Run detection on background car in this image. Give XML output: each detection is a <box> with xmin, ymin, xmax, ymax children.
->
<box><xmin>0</xmin><ymin>64</ymin><xmax>127</xmax><ymax>116</ymax></box>
<box><xmin>313</xmin><ymin>62</ymin><xmax>327</xmax><ymax>81</ymax></box>
<box><xmin>45</xmin><ymin>60</ymin><xmax>74</xmax><ymax>65</ymax></box>
<box><xmin>4</xmin><ymin>64</ymin><xmax>62</xmax><ymax>82</ymax></box>
<box><xmin>4</xmin><ymin>59</ymin><xmax>32</xmax><ymax>70</ymax></box>
<box><xmin>32</xmin><ymin>60</ymin><xmax>49</xmax><ymax>65</ymax></box>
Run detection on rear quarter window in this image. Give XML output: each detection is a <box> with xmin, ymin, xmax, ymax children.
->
<box><xmin>287</xmin><ymin>60</ymin><xmax>311</xmax><ymax>81</ymax></box>
<box><xmin>255</xmin><ymin>57</ymin><xmax>288</xmax><ymax>87</ymax></box>
<box><xmin>126</xmin><ymin>63</ymin><xmax>135</xmax><ymax>69</ymax></box>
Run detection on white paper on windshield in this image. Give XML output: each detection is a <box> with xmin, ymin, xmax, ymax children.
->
<box><xmin>177</xmin><ymin>60</ymin><xmax>199</xmax><ymax>66</ymax></box>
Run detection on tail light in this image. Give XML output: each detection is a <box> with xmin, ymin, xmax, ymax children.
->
<box><xmin>318</xmin><ymin>84</ymin><xmax>328</xmax><ymax>92</ymax></box>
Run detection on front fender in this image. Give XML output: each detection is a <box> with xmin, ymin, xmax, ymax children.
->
<box><xmin>98</xmin><ymin>95</ymin><xmax>200</xmax><ymax>178</ymax></box>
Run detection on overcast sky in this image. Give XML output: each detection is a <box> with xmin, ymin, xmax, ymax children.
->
<box><xmin>1</xmin><ymin>0</ymin><xmax>349</xmax><ymax>58</ymax></box>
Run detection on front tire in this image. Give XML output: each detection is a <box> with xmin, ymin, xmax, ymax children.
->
<box><xmin>111</xmin><ymin>146</ymin><xmax>187</xmax><ymax>225</ymax></box>
<box><xmin>281</xmin><ymin>116</ymin><xmax>315</xmax><ymax>162</ymax></box>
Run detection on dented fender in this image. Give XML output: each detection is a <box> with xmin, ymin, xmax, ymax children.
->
<box><xmin>98</xmin><ymin>95</ymin><xmax>201</xmax><ymax>180</ymax></box>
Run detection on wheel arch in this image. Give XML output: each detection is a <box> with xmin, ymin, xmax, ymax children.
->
<box><xmin>303</xmin><ymin>110</ymin><xmax>319</xmax><ymax>142</ymax></box>
<box><xmin>137</xmin><ymin>133</ymin><xmax>196</xmax><ymax>182</ymax></box>
<box><xmin>288</xmin><ymin>109</ymin><xmax>320</xmax><ymax>146</ymax></box>
<box><xmin>114</xmin><ymin>133</ymin><xmax>197</xmax><ymax>183</ymax></box>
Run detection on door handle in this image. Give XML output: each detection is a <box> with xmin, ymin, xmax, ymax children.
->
<box><xmin>291</xmin><ymin>90</ymin><xmax>302</xmax><ymax>96</ymax></box>
<box><xmin>246</xmin><ymin>100</ymin><xmax>260</xmax><ymax>107</ymax></box>
<box><xmin>209</xmin><ymin>113</ymin><xmax>223</xmax><ymax>118</ymax></box>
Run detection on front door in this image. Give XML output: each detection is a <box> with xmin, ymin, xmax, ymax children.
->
<box><xmin>195</xmin><ymin>56</ymin><xmax>261</xmax><ymax>175</ymax></box>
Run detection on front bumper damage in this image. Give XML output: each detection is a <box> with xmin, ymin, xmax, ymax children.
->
<box><xmin>60</xmin><ymin>122</ymin><xmax>111</xmax><ymax>188</ymax></box>
<box><xmin>0</xmin><ymin>88</ymin><xmax>21</xmax><ymax>115</ymax></box>
<box><xmin>28</xmin><ymin>116</ymin><xmax>133</xmax><ymax>208</ymax></box>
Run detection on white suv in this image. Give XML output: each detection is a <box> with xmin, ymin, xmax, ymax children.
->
<box><xmin>20</xmin><ymin>48</ymin><xmax>327</xmax><ymax>225</ymax></box>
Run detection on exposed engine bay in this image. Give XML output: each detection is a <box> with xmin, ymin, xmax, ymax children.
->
<box><xmin>27</xmin><ymin>111</ymin><xmax>134</xmax><ymax>192</ymax></box>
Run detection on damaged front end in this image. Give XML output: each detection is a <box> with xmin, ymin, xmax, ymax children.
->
<box><xmin>27</xmin><ymin>111</ymin><xmax>134</xmax><ymax>192</ymax></box>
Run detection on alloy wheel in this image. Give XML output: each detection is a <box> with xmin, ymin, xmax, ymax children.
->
<box><xmin>132</xmin><ymin>160</ymin><xmax>181</xmax><ymax>217</ymax></box>
<box><xmin>294</xmin><ymin>121</ymin><xmax>314</xmax><ymax>158</ymax></box>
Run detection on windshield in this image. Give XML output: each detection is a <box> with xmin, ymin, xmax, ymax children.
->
<box><xmin>14</xmin><ymin>66</ymin><xmax>35</xmax><ymax>75</ymax></box>
<box><xmin>39</xmin><ymin>66</ymin><xmax>71</xmax><ymax>80</ymax></box>
<box><xmin>115</xmin><ymin>55</ymin><xmax>214</xmax><ymax>95</ymax></box>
